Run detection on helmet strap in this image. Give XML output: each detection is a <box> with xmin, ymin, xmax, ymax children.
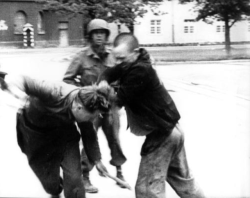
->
<box><xmin>91</xmin><ymin>43</ymin><xmax>107</xmax><ymax>60</ymax></box>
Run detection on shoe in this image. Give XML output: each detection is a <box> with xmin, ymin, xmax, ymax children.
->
<box><xmin>82</xmin><ymin>175</ymin><xmax>98</xmax><ymax>193</ymax></box>
<box><xmin>116</xmin><ymin>171</ymin><xmax>127</xmax><ymax>189</ymax></box>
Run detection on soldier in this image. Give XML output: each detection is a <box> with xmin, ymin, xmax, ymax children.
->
<box><xmin>63</xmin><ymin>19</ymin><xmax>127</xmax><ymax>193</ymax></box>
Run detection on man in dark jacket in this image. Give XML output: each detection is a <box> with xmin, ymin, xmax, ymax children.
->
<box><xmin>98</xmin><ymin>33</ymin><xmax>206</xmax><ymax>198</ymax></box>
<box><xmin>1</xmin><ymin>76</ymin><xmax>113</xmax><ymax>198</ymax></box>
<box><xmin>63</xmin><ymin>19</ymin><xmax>127</xmax><ymax>192</ymax></box>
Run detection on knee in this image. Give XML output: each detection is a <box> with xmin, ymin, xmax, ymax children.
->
<box><xmin>64</xmin><ymin>187</ymin><xmax>85</xmax><ymax>198</ymax></box>
<box><xmin>64</xmin><ymin>177</ymin><xmax>85</xmax><ymax>198</ymax></box>
<box><xmin>169</xmin><ymin>125</ymin><xmax>184</xmax><ymax>146</ymax></box>
<box><xmin>43</xmin><ymin>181</ymin><xmax>63</xmax><ymax>196</ymax></box>
<box><xmin>135</xmin><ymin>184</ymin><xmax>147</xmax><ymax>196</ymax></box>
<box><xmin>177</xmin><ymin>186</ymin><xmax>206</xmax><ymax>198</ymax></box>
<box><xmin>173</xmin><ymin>178</ymin><xmax>206</xmax><ymax>198</ymax></box>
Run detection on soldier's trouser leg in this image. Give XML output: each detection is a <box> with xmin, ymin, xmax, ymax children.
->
<box><xmin>101</xmin><ymin>109</ymin><xmax>127</xmax><ymax>166</ymax></box>
<box><xmin>135</xmin><ymin>124</ymin><xmax>205</xmax><ymax>198</ymax></box>
<box><xmin>61</xmin><ymin>141</ymin><xmax>86</xmax><ymax>198</ymax></box>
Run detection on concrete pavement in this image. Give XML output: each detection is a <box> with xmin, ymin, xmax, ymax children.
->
<box><xmin>0</xmin><ymin>51</ymin><xmax>249</xmax><ymax>198</ymax></box>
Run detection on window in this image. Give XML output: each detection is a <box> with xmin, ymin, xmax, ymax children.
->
<box><xmin>14</xmin><ymin>11</ymin><xmax>27</xmax><ymax>34</ymax></box>
<box><xmin>184</xmin><ymin>19</ymin><xmax>195</xmax><ymax>33</ymax></box>
<box><xmin>216</xmin><ymin>25</ymin><xmax>225</xmax><ymax>32</ymax></box>
<box><xmin>184</xmin><ymin>19</ymin><xmax>196</xmax><ymax>22</ymax></box>
<box><xmin>37</xmin><ymin>12</ymin><xmax>45</xmax><ymax>34</ymax></box>
<box><xmin>184</xmin><ymin>26</ymin><xmax>188</xmax><ymax>33</ymax></box>
<box><xmin>150</xmin><ymin>20</ymin><xmax>161</xmax><ymax>34</ymax></box>
<box><xmin>216</xmin><ymin>25</ymin><xmax>220</xmax><ymax>32</ymax></box>
<box><xmin>184</xmin><ymin>26</ymin><xmax>194</xmax><ymax>33</ymax></box>
<box><xmin>190</xmin><ymin>26</ymin><xmax>194</xmax><ymax>33</ymax></box>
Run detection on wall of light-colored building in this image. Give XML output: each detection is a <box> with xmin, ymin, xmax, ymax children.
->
<box><xmin>134</xmin><ymin>1</ymin><xmax>173</xmax><ymax>44</ymax></box>
<box><xmin>134</xmin><ymin>0</ymin><xmax>250</xmax><ymax>45</ymax></box>
<box><xmin>108</xmin><ymin>23</ymin><xmax>130</xmax><ymax>43</ymax></box>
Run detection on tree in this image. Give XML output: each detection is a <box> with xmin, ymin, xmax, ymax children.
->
<box><xmin>180</xmin><ymin>0</ymin><xmax>250</xmax><ymax>55</ymax></box>
<box><xmin>42</xmin><ymin>0</ymin><xmax>162</xmax><ymax>34</ymax></box>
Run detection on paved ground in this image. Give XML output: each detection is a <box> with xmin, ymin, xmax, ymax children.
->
<box><xmin>0</xmin><ymin>49</ymin><xmax>249</xmax><ymax>198</ymax></box>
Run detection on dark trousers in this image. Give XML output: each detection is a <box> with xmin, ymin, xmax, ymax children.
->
<box><xmin>135</xmin><ymin>124</ymin><xmax>205</xmax><ymax>198</ymax></box>
<box><xmin>81</xmin><ymin>109</ymin><xmax>126</xmax><ymax>175</ymax></box>
<box><xmin>31</xmin><ymin>141</ymin><xmax>85</xmax><ymax>198</ymax></box>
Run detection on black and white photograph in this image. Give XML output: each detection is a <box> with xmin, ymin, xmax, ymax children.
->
<box><xmin>0</xmin><ymin>0</ymin><xmax>250</xmax><ymax>198</ymax></box>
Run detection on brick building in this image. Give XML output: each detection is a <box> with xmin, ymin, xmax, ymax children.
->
<box><xmin>0</xmin><ymin>0</ymin><xmax>84</xmax><ymax>47</ymax></box>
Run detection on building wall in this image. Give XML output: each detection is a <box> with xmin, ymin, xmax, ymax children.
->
<box><xmin>108</xmin><ymin>22</ymin><xmax>130</xmax><ymax>43</ymax></box>
<box><xmin>42</xmin><ymin>11</ymin><xmax>84</xmax><ymax>46</ymax></box>
<box><xmin>134</xmin><ymin>1</ymin><xmax>173</xmax><ymax>44</ymax></box>
<box><xmin>0</xmin><ymin>0</ymin><xmax>84</xmax><ymax>47</ymax></box>
<box><xmin>134</xmin><ymin>0</ymin><xmax>250</xmax><ymax>45</ymax></box>
<box><xmin>1</xmin><ymin>0</ymin><xmax>249</xmax><ymax>47</ymax></box>
<box><xmin>0</xmin><ymin>1</ymin><xmax>41</xmax><ymax>46</ymax></box>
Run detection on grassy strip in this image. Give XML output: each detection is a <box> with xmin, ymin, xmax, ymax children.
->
<box><xmin>149</xmin><ymin>48</ymin><xmax>250</xmax><ymax>62</ymax></box>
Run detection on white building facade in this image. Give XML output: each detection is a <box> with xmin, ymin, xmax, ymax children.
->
<box><xmin>133</xmin><ymin>0</ymin><xmax>250</xmax><ymax>45</ymax></box>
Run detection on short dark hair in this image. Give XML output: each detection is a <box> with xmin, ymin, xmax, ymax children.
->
<box><xmin>113</xmin><ymin>33</ymin><xmax>139</xmax><ymax>52</ymax></box>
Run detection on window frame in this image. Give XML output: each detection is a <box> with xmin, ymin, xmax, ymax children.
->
<box><xmin>184</xmin><ymin>19</ymin><xmax>195</xmax><ymax>34</ymax></box>
<box><xmin>14</xmin><ymin>11</ymin><xmax>27</xmax><ymax>34</ymax></box>
<box><xmin>37</xmin><ymin>11</ymin><xmax>45</xmax><ymax>34</ymax></box>
<box><xmin>150</xmin><ymin>19</ymin><xmax>161</xmax><ymax>35</ymax></box>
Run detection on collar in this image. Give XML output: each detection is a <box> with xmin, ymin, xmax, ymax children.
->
<box><xmin>137</xmin><ymin>48</ymin><xmax>151</xmax><ymax>64</ymax></box>
<box><xmin>86</xmin><ymin>45</ymin><xmax>111</xmax><ymax>59</ymax></box>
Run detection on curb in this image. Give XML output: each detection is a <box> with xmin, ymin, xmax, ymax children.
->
<box><xmin>155</xmin><ymin>59</ymin><xmax>250</xmax><ymax>65</ymax></box>
<box><xmin>0</xmin><ymin>47</ymin><xmax>82</xmax><ymax>54</ymax></box>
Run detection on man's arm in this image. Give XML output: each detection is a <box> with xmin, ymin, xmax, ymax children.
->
<box><xmin>63</xmin><ymin>54</ymin><xmax>82</xmax><ymax>86</ymax></box>
<box><xmin>78</xmin><ymin>121</ymin><xmax>101</xmax><ymax>163</ymax></box>
<box><xmin>97</xmin><ymin>64</ymin><xmax>123</xmax><ymax>84</ymax></box>
<box><xmin>6</xmin><ymin>75</ymin><xmax>62</xmax><ymax>103</ymax></box>
<box><xmin>78</xmin><ymin>121</ymin><xmax>109</xmax><ymax>175</ymax></box>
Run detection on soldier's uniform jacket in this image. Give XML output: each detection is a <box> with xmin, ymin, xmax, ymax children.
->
<box><xmin>63</xmin><ymin>46</ymin><xmax>115</xmax><ymax>87</ymax></box>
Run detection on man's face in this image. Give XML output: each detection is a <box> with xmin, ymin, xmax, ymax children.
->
<box><xmin>91</xmin><ymin>29</ymin><xmax>107</xmax><ymax>45</ymax></box>
<box><xmin>71</xmin><ymin>100</ymin><xmax>100</xmax><ymax>123</ymax></box>
<box><xmin>112</xmin><ymin>44</ymin><xmax>139</xmax><ymax>65</ymax></box>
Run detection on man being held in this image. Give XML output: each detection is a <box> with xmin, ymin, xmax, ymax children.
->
<box><xmin>98</xmin><ymin>33</ymin><xmax>206</xmax><ymax>198</ymax></box>
<box><xmin>63</xmin><ymin>19</ymin><xmax>127</xmax><ymax>193</ymax></box>
<box><xmin>1</xmin><ymin>76</ymin><xmax>113</xmax><ymax>198</ymax></box>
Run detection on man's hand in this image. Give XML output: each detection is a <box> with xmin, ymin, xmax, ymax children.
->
<box><xmin>95</xmin><ymin>160</ymin><xmax>108</xmax><ymax>177</ymax></box>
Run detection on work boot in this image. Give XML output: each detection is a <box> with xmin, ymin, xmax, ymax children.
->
<box><xmin>116</xmin><ymin>166</ymin><xmax>127</xmax><ymax>188</ymax></box>
<box><xmin>82</xmin><ymin>174</ymin><xmax>98</xmax><ymax>193</ymax></box>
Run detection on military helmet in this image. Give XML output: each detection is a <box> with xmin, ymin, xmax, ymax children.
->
<box><xmin>87</xmin><ymin>19</ymin><xmax>110</xmax><ymax>37</ymax></box>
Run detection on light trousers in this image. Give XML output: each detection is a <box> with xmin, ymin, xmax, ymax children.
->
<box><xmin>135</xmin><ymin>124</ymin><xmax>205</xmax><ymax>198</ymax></box>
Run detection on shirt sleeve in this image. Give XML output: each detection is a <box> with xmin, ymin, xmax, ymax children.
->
<box><xmin>22</xmin><ymin>76</ymin><xmax>62</xmax><ymax>103</ymax></box>
<box><xmin>97</xmin><ymin>64</ymin><xmax>123</xmax><ymax>84</ymax></box>
<box><xmin>78</xmin><ymin>121</ymin><xmax>102</xmax><ymax>163</ymax></box>
<box><xmin>63</xmin><ymin>53</ymin><xmax>82</xmax><ymax>86</ymax></box>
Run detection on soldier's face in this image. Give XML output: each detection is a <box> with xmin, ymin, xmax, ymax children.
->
<box><xmin>113</xmin><ymin>44</ymin><xmax>139</xmax><ymax>65</ymax></box>
<box><xmin>92</xmin><ymin>29</ymin><xmax>107</xmax><ymax>45</ymax></box>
